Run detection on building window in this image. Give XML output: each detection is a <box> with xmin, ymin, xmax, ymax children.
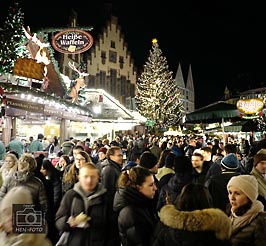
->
<box><xmin>111</xmin><ymin>40</ymin><xmax>116</xmax><ymax>48</ymax></box>
<box><xmin>110</xmin><ymin>69</ymin><xmax>117</xmax><ymax>95</ymax></box>
<box><xmin>109</xmin><ymin>50</ymin><xmax>117</xmax><ymax>63</ymax></box>
<box><xmin>101</xmin><ymin>51</ymin><xmax>106</xmax><ymax>65</ymax></box>
<box><xmin>100</xmin><ymin>71</ymin><xmax>106</xmax><ymax>89</ymax></box>
<box><xmin>119</xmin><ymin>56</ymin><xmax>124</xmax><ymax>69</ymax></box>
<box><xmin>121</xmin><ymin>75</ymin><xmax>126</xmax><ymax>95</ymax></box>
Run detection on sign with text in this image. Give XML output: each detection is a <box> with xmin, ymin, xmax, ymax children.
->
<box><xmin>7</xmin><ymin>99</ymin><xmax>44</xmax><ymax>113</ymax></box>
<box><xmin>237</xmin><ymin>98</ymin><xmax>264</xmax><ymax>115</ymax></box>
<box><xmin>52</xmin><ymin>29</ymin><xmax>94</xmax><ymax>54</ymax></box>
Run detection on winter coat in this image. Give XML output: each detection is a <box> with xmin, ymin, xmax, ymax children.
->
<box><xmin>55</xmin><ymin>182</ymin><xmax>109</xmax><ymax>246</ymax></box>
<box><xmin>0</xmin><ymin>186</ymin><xmax>52</xmax><ymax>246</ymax></box>
<box><xmin>229</xmin><ymin>201</ymin><xmax>266</xmax><ymax>246</ymax></box>
<box><xmin>157</xmin><ymin>173</ymin><xmax>192</xmax><ymax>212</ymax></box>
<box><xmin>101</xmin><ymin>159</ymin><xmax>121</xmax><ymax>203</ymax></box>
<box><xmin>113</xmin><ymin>186</ymin><xmax>159</xmax><ymax>246</ymax></box>
<box><xmin>0</xmin><ymin>171</ymin><xmax>48</xmax><ymax>214</ymax></box>
<box><xmin>29</xmin><ymin>139</ymin><xmax>43</xmax><ymax>153</ymax></box>
<box><xmin>205</xmin><ymin>171</ymin><xmax>241</xmax><ymax>212</ymax></box>
<box><xmin>250</xmin><ymin>167</ymin><xmax>266</xmax><ymax>209</ymax></box>
<box><xmin>101</xmin><ymin>159</ymin><xmax>122</xmax><ymax>246</ymax></box>
<box><xmin>152</xmin><ymin>204</ymin><xmax>231</xmax><ymax>246</ymax></box>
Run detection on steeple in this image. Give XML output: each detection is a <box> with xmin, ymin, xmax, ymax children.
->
<box><xmin>186</xmin><ymin>64</ymin><xmax>194</xmax><ymax>91</ymax></box>
<box><xmin>174</xmin><ymin>63</ymin><xmax>185</xmax><ymax>88</ymax></box>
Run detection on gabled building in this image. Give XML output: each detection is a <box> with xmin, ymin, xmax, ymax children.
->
<box><xmin>86</xmin><ymin>16</ymin><xmax>137</xmax><ymax>107</ymax></box>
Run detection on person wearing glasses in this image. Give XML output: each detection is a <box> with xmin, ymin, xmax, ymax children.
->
<box><xmin>62</xmin><ymin>150</ymin><xmax>91</xmax><ymax>195</ymax></box>
<box><xmin>101</xmin><ymin>146</ymin><xmax>123</xmax><ymax>246</ymax></box>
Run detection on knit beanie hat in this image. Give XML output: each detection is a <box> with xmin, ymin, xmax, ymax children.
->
<box><xmin>221</xmin><ymin>153</ymin><xmax>239</xmax><ymax>170</ymax></box>
<box><xmin>139</xmin><ymin>152</ymin><xmax>158</xmax><ymax>169</ymax></box>
<box><xmin>98</xmin><ymin>147</ymin><xmax>107</xmax><ymax>155</ymax></box>
<box><xmin>227</xmin><ymin>175</ymin><xmax>258</xmax><ymax>202</ymax></box>
<box><xmin>253</xmin><ymin>149</ymin><xmax>266</xmax><ymax>167</ymax></box>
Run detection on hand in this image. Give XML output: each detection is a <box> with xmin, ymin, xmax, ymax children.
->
<box><xmin>67</xmin><ymin>216</ymin><xmax>78</xmax><ymax>228</ymax></box>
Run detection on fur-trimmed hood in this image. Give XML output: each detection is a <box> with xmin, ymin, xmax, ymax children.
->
<box><xmin>160</xmin><ymin>205</ymin><xmax>231</xmax><ymax>240</ymax></box>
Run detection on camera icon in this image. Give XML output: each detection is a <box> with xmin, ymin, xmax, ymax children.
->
<box><xmin>16</xmin><ymin>207</ymin><xmax>42</xmax><ymax>227</ymax></box>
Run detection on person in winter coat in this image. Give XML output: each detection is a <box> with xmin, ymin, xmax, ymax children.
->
<box><xmin>0</xmin><ymin>186</ymin><xmax>52</xmax><ymax>246</ymax></box>
<box><xmin>152</xmin><ymin>183</ymin><xmax>231</xmax><ymax>246</ymax></box>
<box><xmin>55</xmin><ymin>163</ymin><xmax>110</xmax><ymax>246</ymax></box>
<box><xmin>227</xmin><ymin>175</ymin><xmax>266</xmax><ymax>246</ymax></box>
<box><xmin>250</xmin><ymin>149</ymin><xmax>266</xmax><ymax>209</ymax></box>
<box><xmin>205</xmin><ymin>153</ymin><xmax>241</xmax><ymax>212</ymax></box>
<box><xmin>0</xmin><ymin>153</ymin><xmax>18</xmax><ymax>187</ymax></box>
<box><xmin>0</xmin><ymin>153</ymin><xmax>48</xmax><ymax>215</ymax></box>
<box><xmin>62</xmin><ymin>150</ymin><xmax>91</xmax><ymax>195</ymax></box>
<box><xmin>156</xmin><ymin>155</ymin><xmax>193</xmax><ymax>212</ymax></box>
<box><xmin>113</xmin><ymin>166</ymin><xmax>159</xmax><ymax>246</ymax></box>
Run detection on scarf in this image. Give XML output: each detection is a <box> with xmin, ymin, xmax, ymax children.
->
<box><xmin>250</xmin><ymin>167</ymin><xmax>266</xmax><ymax>198</ymax></box>
<box><xmin>230</xmin><ymin>200</ymin><xmax>264</xmax><ymax>234</ymax></box>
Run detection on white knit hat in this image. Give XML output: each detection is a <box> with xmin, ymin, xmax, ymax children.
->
<box><xmin>227</xmin><ymin>175</ymin><xmax>258</xmax><ymax>202</ymax></box>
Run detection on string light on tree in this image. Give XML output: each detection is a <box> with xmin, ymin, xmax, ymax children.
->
<box><xmin>135</xmin><ymin>38</ymin><xmax>183</xmax><ymax>130</ymax></box>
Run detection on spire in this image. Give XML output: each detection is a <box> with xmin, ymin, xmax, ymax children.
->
<box><xmin>186</xmin><ymin>64</ymin><xmax>194</xmax><ymax>91</ymax></box>
<box><xmin>224</xmin><ymin>86</ymin><xmax>231</xmax><ymax>100</ymax></box>
<box><xmin>174</xmin><ymin>63</ymin><xmax>185</xmax><ymax>88</ymax></box>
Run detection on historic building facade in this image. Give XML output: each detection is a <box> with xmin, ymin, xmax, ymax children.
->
<box><xmin>174</xmin><ymin>63</ymin><xmax>195</xmax><ymax>114</ymax></box>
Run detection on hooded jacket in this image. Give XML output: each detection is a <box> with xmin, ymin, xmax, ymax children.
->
<box><xmin>0</xmin><ymin>171</ymin><xmax>47</xmax><ymax>214</ymax></box>
<box><xmin>55</xmin><ymin>182</ymin><xmax>109</xmax><ymax>246</ymax></box>
<box><xmin>152</xmin><ymin>204</ymin><xmax>231</xmax><ymax>246</ymax></box>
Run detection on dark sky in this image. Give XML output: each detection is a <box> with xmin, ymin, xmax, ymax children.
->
<box><xmin>1</xmin><ymin>0</ymin><xmax>266</xmax><ymax>109</ymax></box>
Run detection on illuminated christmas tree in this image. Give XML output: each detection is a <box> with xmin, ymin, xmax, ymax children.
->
<box><xmin>135</xmin><ymin>39</ymin><xmax>183</xmax><ymax>130</ymax></box>
<box><xmin>0</xmin><ymin>2</ymin><xmax>28</xmax><ymax>75</ymax></box>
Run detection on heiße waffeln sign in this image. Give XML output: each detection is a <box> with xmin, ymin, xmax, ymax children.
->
<box><xmin>52</xmin><ymin>29</ymin><xmax>94</xmax><ymax>54</ymax></box>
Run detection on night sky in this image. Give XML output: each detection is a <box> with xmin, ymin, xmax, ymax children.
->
<box><xmin>1</xmin><ymin>0</ymin><xmax>266</xmax><ymax>109</ymax></box>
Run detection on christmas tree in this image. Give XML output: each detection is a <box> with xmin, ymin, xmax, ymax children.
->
<box><xmin>135</xmin><ymin>39</ymin><xmax>183</xmax><ymax>130</ymax></box>
<box><xmin>0</xmin><ymin>2</ymin><xmax>28</xmax><ymax>75</ymax></box>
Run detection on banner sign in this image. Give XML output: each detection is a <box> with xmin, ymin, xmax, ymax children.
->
<box><xmin>52</xmin><ymin>29</ymin><xmax>94</xmax><ymax>54</ymax></box>
<box><xmin>237</xmin><ymin>98</ymin><xmax>264</xmax><ymax>114</ymax></box>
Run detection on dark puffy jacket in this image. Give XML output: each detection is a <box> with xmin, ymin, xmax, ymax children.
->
<box><xmin>113</xmin><ymin>186</ymin><xmax>159</xmax><ymax>246</ymax></box>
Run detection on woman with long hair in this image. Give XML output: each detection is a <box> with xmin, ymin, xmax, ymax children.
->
<box><xmin>62</xmin><ymin>150</ymin><xmax>91</xmax><ymax>195</ymax></box>
<box><xmin>0</xmin><ymin>153</ymin><xmax>18</xmax><ymax>186</ymax></box>
<box><xmin>113</xmin><ymin>166</ymin><xmax>158</xmax><ymax>246</ymax></box>
<box><xmin>152</xmin><ymin>183</ymin><xmax>231</xmax><ymax>246</ymax></box>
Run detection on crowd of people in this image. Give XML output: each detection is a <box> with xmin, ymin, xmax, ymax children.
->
<box><xmin>0</xmin><ymin>132</ymin><xmax>266</xmax><ymax>246</ymax></box>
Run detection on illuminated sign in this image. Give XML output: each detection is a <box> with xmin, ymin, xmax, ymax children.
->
<box><xmin>52</xmin><ymin>29</ymin><xmax>93</xmax><ymax>54</ymax></box>
<box><xmin>237</xmin><ymin>98</ymin><xmax>264</xmax><ymax>114</ymax></box>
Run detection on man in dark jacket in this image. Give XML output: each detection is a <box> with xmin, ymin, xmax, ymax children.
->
<box><xmin>101</xmin><ymin>146</ymin><xmax>123</xmax><ymax>246</ymax></box>
<box><xmin>205</xmin><ymin>153</ymin><xmax>241</xmax><ymax>212</ymax></box>
<box><xmin>56</xmin><ymin>164</ymin><xmax>110</xmax><ymax>246</ymax></box>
